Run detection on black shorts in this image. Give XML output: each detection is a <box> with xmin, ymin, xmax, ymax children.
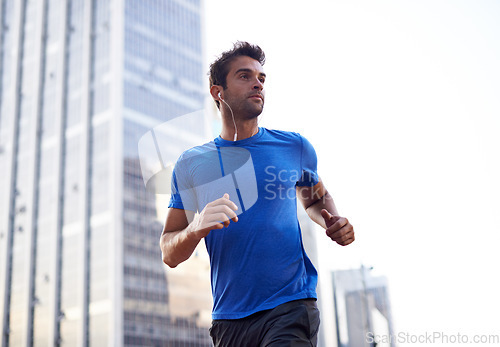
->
<box><xmin>209</xmin><ymin>299</ymin><xmax>320</xmax><ymax>347</ymax></box>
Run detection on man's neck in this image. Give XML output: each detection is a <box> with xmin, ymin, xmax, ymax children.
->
<box><xmin>220</xmin><ymin>119</ymin><xmax>259</xmax><ymax>141</ymax></box>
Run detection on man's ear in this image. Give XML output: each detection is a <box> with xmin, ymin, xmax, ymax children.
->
<box><xmin>210</xmin><ymin>85</ymin><xmax>223</xmax><ymax>101</ymax></box>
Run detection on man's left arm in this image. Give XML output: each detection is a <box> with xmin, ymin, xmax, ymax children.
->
<box><xmin>297</xmin><ymin>180</ymin><xmax>355</xmax><ymax>246</ymax></box>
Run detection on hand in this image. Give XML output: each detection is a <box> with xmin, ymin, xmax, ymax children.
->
<box><xmin>320</xmin><ymin>209</ymin><xmax>355</xmax><ymax>246</ymax></box>
<box><xmin>192</xmin><ymin>193</ymin><xmax>238</xmax><ymax>239</ymax></box>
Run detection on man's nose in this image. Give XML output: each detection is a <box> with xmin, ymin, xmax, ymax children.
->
<box><xmin>252</xmin><ymin>78</ymin><xmax>263</xmax><ymax>90</ymax></box>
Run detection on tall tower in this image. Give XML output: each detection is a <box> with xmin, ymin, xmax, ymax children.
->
<box><xmin>332</xmin><ymin>267</ymin><xmax>395</xmax><ymax>347</ymax></box>
<box><xmin>0</xmin><ymin>0</ymin><xmax>211</xmax><ymax>346</ymax></box>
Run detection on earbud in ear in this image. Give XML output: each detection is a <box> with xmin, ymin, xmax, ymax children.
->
<box><xmin>218</xmin><ymin>92</ymin><xmax>222</xmax><ymax>100</ymax></box>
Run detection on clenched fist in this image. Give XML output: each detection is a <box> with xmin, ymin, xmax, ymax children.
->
<box><xmin>192</xmin><ymin>193</ymin><xmax>239</xmax><ymax>239</ymax></box>
<box><xmin>320</xmin><ymin>209</ymin><xmax>355</xmax><ymax>246</ymax></box>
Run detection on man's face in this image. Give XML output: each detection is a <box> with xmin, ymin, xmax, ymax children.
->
<box><xmin>223</xmin><ymin>56</ymin><xmax>266</xmax><ymax>119</ymax></box>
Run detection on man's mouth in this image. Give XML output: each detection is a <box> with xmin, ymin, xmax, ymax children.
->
<box><xmin>249</xmin><ymin>94</ymin><xmax>263</xmax><ymax>101</ymax></box>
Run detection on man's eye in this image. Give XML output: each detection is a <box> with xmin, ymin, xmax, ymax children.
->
<box><xmin>240</xmin><ymin>74</ymin><xmax>248</xmax><ymax>79</ymax></box>
<box><xmin>259</xmin><ymin>78</ymin><xmax>265</xmax><ymax>83</ymax></box>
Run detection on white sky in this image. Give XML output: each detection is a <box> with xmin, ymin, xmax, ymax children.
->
<box><xmin>204</xmin><ymin>0</ymin><xmax>500</xmax><ymax>344</ymax></box>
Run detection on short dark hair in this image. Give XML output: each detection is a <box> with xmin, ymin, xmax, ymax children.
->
<box><xmin>209</xmin><ymin>41</ymin><xmax>266</xmax><ymax>108</ymax></box>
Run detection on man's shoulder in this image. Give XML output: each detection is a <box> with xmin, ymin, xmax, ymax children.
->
<box><xmin>177</xmin><ymin>140</ymin><xmax>218</xmax><ymax>161</ymax></box>
<box><xmin>261</xmin><ymin>128</ymin><xmax>308</xmax><ymax>149</ymax></box>
<box><xmin>262</xmin><ymin>128</ymin><xmax>317</xmax><ymax>160</ymax></box>
<box><xmin>262</xmin><ymin>127</ymin><xmax>303</xmax><ymax>141</ymax></box>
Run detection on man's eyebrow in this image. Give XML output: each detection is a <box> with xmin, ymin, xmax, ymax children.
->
<box><xmin>234</xmin><ymin>68</ymin><xmax>266</xmax><ymax>78</ymax></box>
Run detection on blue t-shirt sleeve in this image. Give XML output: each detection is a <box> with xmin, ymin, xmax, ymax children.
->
<box><xmin>296</xmin><ymin>135</ymin><xmax>319</xmax><ymax>187</ymax></box>
<box><xmin>168</xmin><ymin>156</ymin><xmax>198</xmax><ymax>212</ymax></box>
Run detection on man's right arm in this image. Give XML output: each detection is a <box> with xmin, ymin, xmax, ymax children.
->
<box><xmin>160</xmin><ymin>193</ymin><xmax>238</xmax><ymax>268</ymax></box>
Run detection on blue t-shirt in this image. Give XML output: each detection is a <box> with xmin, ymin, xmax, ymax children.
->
<box><xmin>168</xmin><ymin>127</ymin><xmax>319</xmax><ymax>319</ymax></box>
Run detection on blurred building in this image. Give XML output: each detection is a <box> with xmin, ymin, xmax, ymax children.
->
<box><xmin>332</xmin><ymin>267</ymin><xmax>395</xmax><ymax>347</ymax></box>
<box><xmin>0</xmin><ymin>0</ymin><xmax>212</xmax><ymax>346</ymax></box>
<box><xmin>297</xmin><ymin>207</ymin><xmax>330</xmax><ymax>346</ymax></box>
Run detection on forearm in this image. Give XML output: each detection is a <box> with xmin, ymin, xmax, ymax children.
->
<box><xmin>305</xmin><ymin>192</ymin><xmax>339</xmax><ymax>229</ymax></box>
<box><xmin>160</xmin><ymin>223</ymin><xmax>202</xmax><ymax>268</ymax></box>
<box><xmin>160</xmin><ymin>195</ymin><xmax>239</xmax><ymax>267</ymax></box>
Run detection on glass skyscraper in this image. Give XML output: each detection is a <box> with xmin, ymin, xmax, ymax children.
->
<box><xmin>332</xmin><ymin>267</ymin><xmax>395</xmax><ymax>347</ymax></box>
<box><xmin>0</xmin><ymin>0</ymin><xmax>212</xmax><ymax>346</ymax></box>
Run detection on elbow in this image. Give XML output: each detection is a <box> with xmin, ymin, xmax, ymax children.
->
<box><xmin>165</xmin><ymin>261</ymin><xmax>178</xmax><ymax>269</ymax></box>
<box><xmin>160</xmin><ymin>242</ymin><xmax>178</xmax><ymax>268</ymax></box>
<box><xmin>160</xmin><ymin>236</ymin><xmax>177</xmax><ymax>268</ymax></box>
<box><xmin>161</xmin><ymin>252</ymin><xmax>179</xmax><ymax>268</ymax></box>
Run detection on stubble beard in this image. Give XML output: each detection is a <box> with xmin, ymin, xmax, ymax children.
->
<box><xmin>223</xmin><ymin>91</ymin><xmax>264</xmax><ymax>121</ymax></box>
<box><xmin>238</xmin><ymin>98</ymin><xmax>264</xmax><ymax>120</ymax></box>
